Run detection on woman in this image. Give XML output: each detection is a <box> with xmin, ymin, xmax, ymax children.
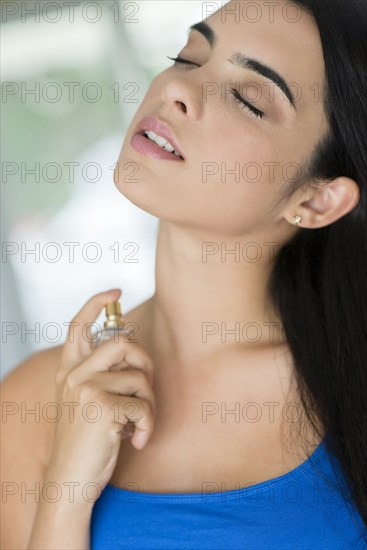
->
<box><xmin>2</xmin><ymin>0</ymin><xmax>367</xmax><ymax>548</ymax></box>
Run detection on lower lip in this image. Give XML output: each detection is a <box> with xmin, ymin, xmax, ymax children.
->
<box><xmin>130</xmin><ymin>132</ymin><xmax>184</xmax><ymax>161</ymax></box>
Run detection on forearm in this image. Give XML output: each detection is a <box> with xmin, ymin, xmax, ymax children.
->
<box><xmin>27</xmin><ymin>478</ymin><xmax>94</xmax><ymax>550</ymax></box>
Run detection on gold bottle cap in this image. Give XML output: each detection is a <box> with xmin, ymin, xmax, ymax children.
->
<box><xmin>104</xmin><ymin>301</ymin><xmax>126</xmax><ymax>329</ymax></box>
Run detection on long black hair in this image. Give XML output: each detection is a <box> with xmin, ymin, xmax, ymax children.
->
<box><xmin>267</xmin><ymin>0</ymin><xmax>367</xmax><ymax>542</ymax></box>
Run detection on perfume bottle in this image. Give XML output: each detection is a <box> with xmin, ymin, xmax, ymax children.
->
<box><xmin>93</xmin><ymin>300</ymin><xmax>136</xmax><ymax>440</ymax></box>
<box><xmin>93</xmin><ymin>300</ymin><xmax>131</xmax><ymax>346</ymax></box>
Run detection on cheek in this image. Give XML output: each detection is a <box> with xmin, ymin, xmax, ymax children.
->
<box><xmin>201</xmin><ymin>134</ymin><xmax>275</xmax><ymax>194</ymax></box>
<box><xmin>187</xmin><ymin>137</ymin><xmax>284</xmax><ymax>231</ymax></box>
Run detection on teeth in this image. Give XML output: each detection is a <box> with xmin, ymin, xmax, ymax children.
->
<box><xmin>144</xmin><ymin>130</ymin><xmax>182</xmax><ymax>158</ymax></box>
<box><xmin>163</xmin><ymin>143</ymin><xmax>175</xmax><ymax>152</ymax></box>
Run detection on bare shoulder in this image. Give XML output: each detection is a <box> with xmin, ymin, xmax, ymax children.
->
<box><xmin>0</xmin><ymin>344</ymin><xmax>63</xmax><ymax>550</ymax></box>
<box><xmin>1</xmin><ymin>342</ymin><xmax>63</xmax><ymax>413</ymax></box>
<box><xmin>2</xmin><ymin>343</ymin><xmax>62</xmax><ymax>388</ymax></box>
<box><xmin>1</xmin><ymin>345</ymin><xmax>63</xmax><ymax>476</ymax></box>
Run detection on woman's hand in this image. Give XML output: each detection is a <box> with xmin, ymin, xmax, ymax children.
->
<box><xmin>44</xmin><ymin>289</ymin><xmax>155</xmax><ymax>500</ymax></box>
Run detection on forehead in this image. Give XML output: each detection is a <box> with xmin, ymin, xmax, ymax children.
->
<box><xmin>201</xmin><ymin>0</ymin><xmax>326</xmax><ymax>110</ymax></box>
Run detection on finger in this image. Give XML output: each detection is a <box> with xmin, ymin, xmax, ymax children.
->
<box><xmin>115</xmin><ymin>397</ymin><xmax>154</xmax><ymax>449</ymax></box>
<box><xmin>60</xmin><ymin>288</ymin><xmax>122</xmax><ymax>372</ymax></box>
<box><xmin>73</xmin><ymin>336</ymin><xmax>154</xmax><ymax>384</ymax></box>
<box><xmin>77</xmin><ymin>369</ymin><xmax>156</xmax><ymax>413</ymax></box>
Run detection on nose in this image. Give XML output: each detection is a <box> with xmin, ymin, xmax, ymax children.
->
<box><xmin>160</xmin><ymin>74</ymin><xmax>202</xmax><ymax>121</ymax></box>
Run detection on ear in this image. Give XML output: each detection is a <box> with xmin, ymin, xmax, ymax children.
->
<box><xmin>285</xmin><ymin>177</ymin><xmax>360</xmax><ymax>228</ymax></box>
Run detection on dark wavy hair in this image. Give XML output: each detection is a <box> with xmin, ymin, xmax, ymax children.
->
<box><xmin>266</xmin><ymin>0</ymin><xmax>367</xmax><ymax>543</ymax></box>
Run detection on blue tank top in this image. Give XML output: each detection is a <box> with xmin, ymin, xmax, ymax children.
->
<box><xmin>90</xmin><ymin>433</ymin><xmax>367</xmax><ymax>549</ymax></box>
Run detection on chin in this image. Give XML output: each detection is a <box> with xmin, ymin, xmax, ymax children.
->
<box><xmin>113</xmin><ymin>176</ymin><xmax>154</xmax><ymax>215</ymax></box>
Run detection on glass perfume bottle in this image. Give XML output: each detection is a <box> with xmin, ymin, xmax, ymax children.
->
<box><xmin>93</xmin><ymin>300</ymin><xmax>136</xmax><ymax>440</ymax></box>
<box><xmin>93</xmin><ymin>300</ymin><xmax>131</xmax><ymax>345</ymax></box>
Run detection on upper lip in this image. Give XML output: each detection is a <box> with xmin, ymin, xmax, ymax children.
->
<box><xmin>134</xmin><ymin>116</ymin><xmax>185</xmax><ymax>159</ymax></box>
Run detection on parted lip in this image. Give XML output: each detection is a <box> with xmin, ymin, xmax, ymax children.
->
<box><xmin>134</xmin><ymin>115</ymin><xmax>185</xmax><ymax>159</ymax></box>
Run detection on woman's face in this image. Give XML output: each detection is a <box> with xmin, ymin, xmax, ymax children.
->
<box><xmin>114</xmin><ymin>0</ymin><xmax>327</xmax><ymax>238</ymax></box>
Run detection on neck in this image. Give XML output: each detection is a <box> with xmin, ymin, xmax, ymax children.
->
<box><xmin>146</xmin><ymin>220</ymin><xmax>286</xmax><ymax>370</ymax></box>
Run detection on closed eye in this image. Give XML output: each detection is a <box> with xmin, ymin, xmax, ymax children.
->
<box><xmin>166</xmin><ymin>55</ymin><xmax>265</xmax><ymax>120</ymax></box>
<box><xmin>230</xmin><ymin>89</ymin><xmax>264</xmax><ymax>120</ymax></box>
<box><xmin>167</xmin><ymin>55</ymin><xmax>199</xmax><ymax>67</ymax></box>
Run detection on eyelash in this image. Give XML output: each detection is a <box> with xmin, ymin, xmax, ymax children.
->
<box><xmin>166</xmin><ymin>55</ymin><xmax>265</xmax><ymax>120</ymax></box>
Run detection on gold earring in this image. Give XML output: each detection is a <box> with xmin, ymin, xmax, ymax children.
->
<box><xmin>291</xmin><ymin>215</ymin><xmax>302</xmax><ymax>225</ymax></box>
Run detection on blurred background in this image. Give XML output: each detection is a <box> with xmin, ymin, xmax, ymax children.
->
<box><xmin>1</xmin><ymin>0</ymin><xmax>208</xmax><ymax>379</ymax></box>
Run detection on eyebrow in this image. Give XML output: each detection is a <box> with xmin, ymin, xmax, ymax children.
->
<box><xmin>188</xmin><ymin>21</ymin><xmax>297</xmax><ymax>111</ymax></box>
